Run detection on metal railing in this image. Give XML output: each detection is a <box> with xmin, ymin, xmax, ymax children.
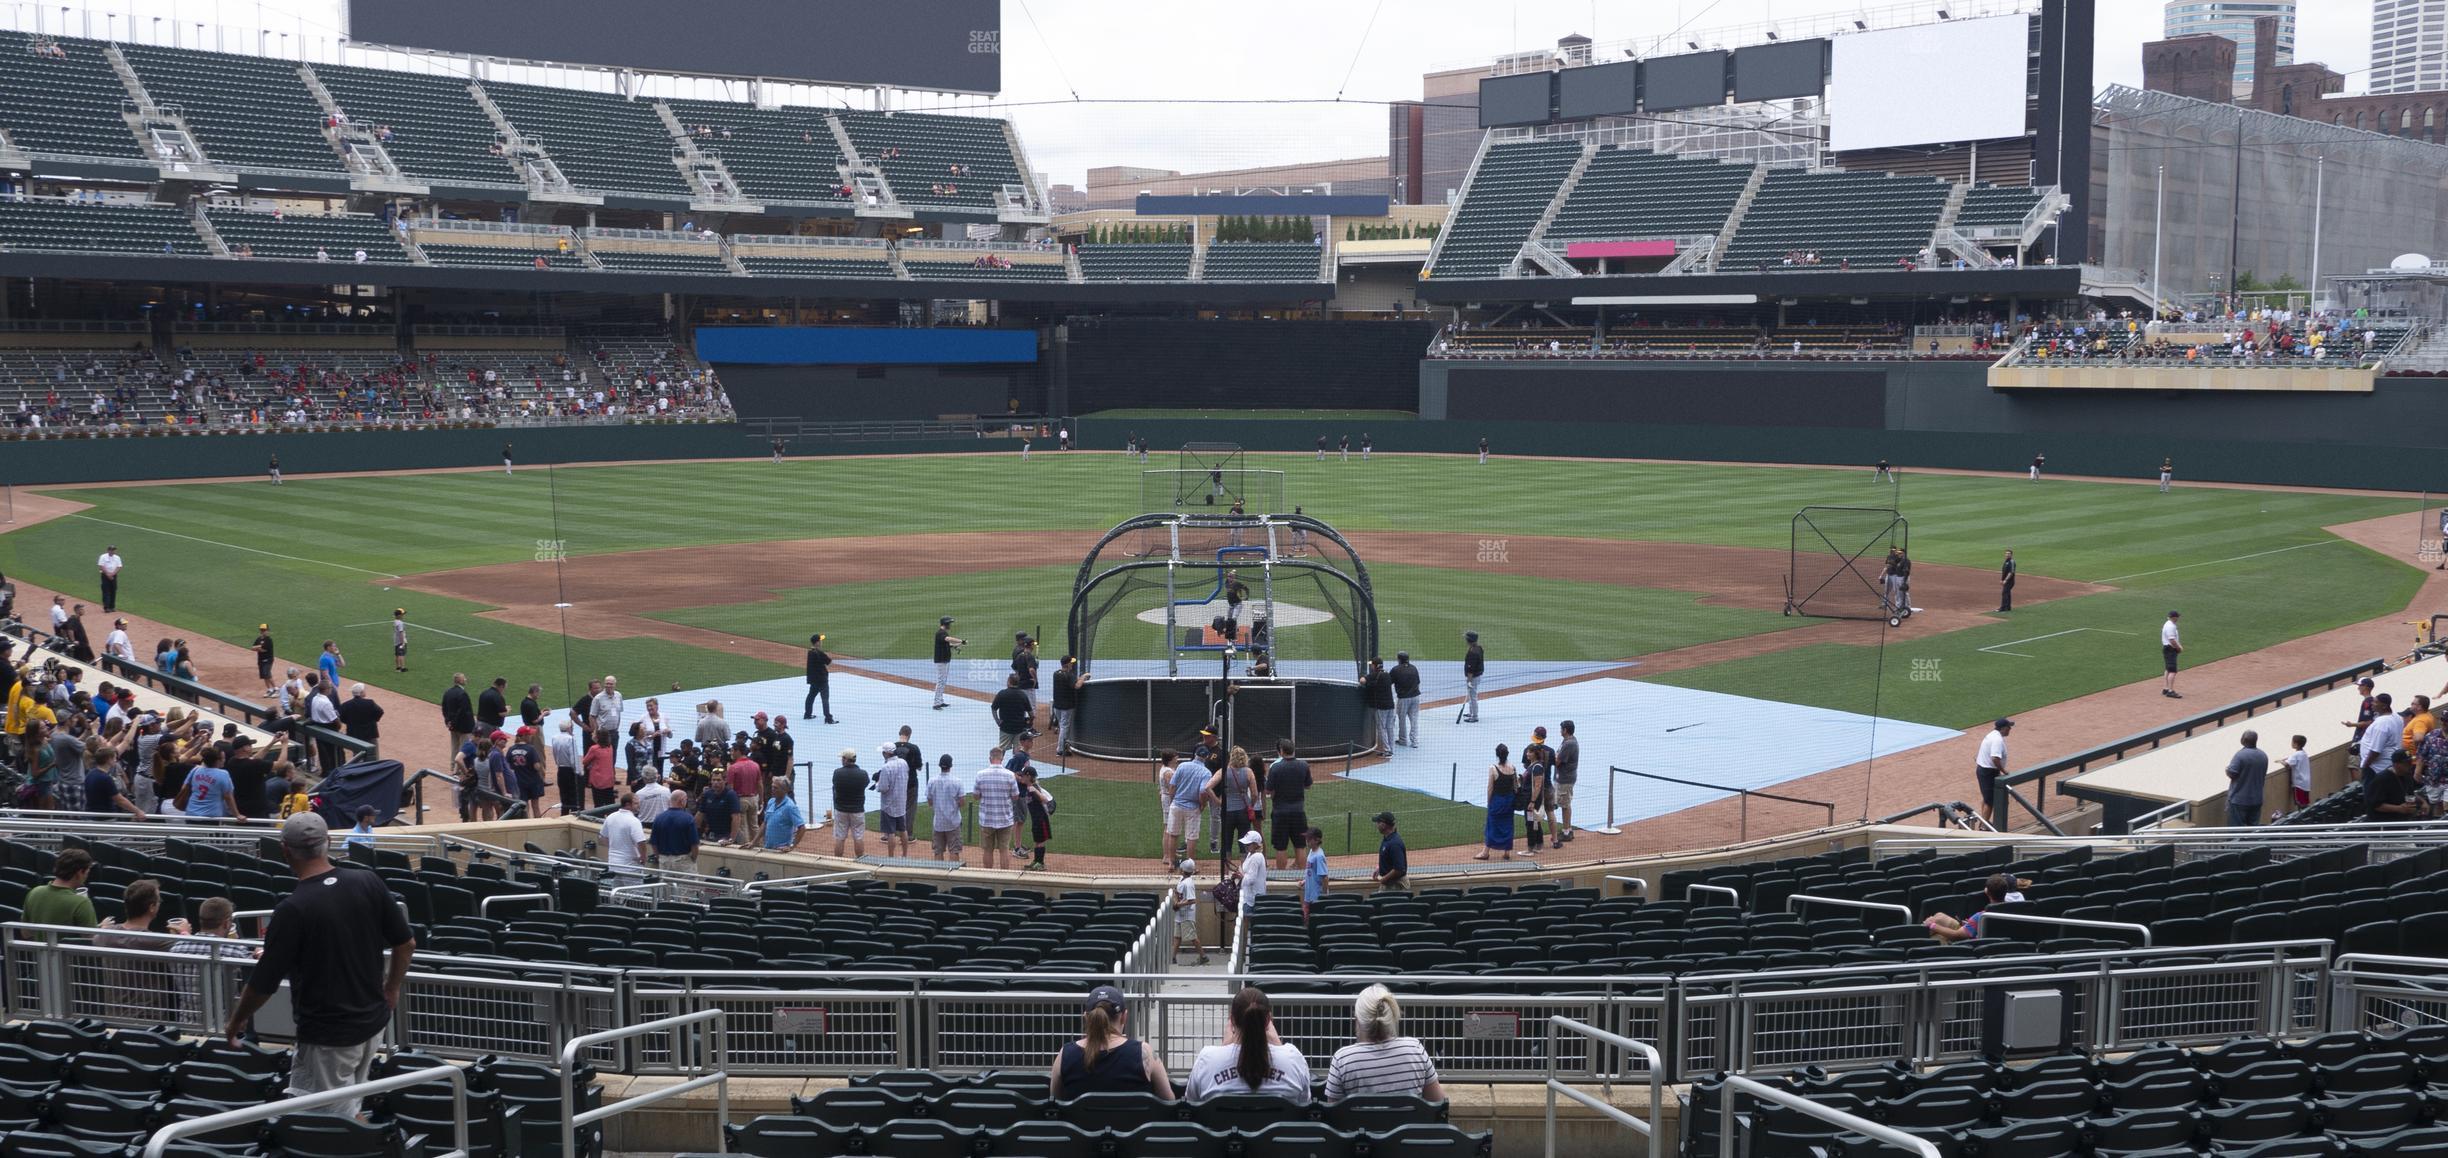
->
<box><xmin>1866</xmin><ymin>820</ymin><xmax>2448</xmax><ymax>868</ymax></box>
<box><xmin>1977</xmin><ymin>910</ymin><xmax>2153</xmax><ymax>946</ymax></box>
<box><xmin>1718</xmin><ymin>1073</ymin><xmax>1941</xmax><ymax>1158</ymax></box>
<box><xmin>1785</xmin><ymin>894</ymin><xmax>1912</xmax><ymax>926</ymax></box>
<box><xmin>1609</xmin><ymin>766</ymin><xmax>1836</xmax><ymax>843</ymax></box>
<box><xmin>1544</xmin><ymin>1016</ymin><xmax>1662</xmax><ymax>1158</ymax></box>
<box><xmin>1670</xmin><ymin>939</ymin><xmax>2326</xmax><ymax>1078</ymax></box>
<box><xmin>1992</xmin><ymin>657</ymin><xmax>2389</xmax><ymax>832</ymax></box>
<box><xmin>142</xmin><ymin>1064</ymin><xmax>470</xmax><ymax>1158</ymax></box>
<box><xmin>561</xmin><ymin>1010</ymin><xmax>728</xmax><ymax>1158</ymax></box>
<box><xmin>731</xmin><ymin>233</ymin><xmax>890</xmax><ymax>249</ymax></box>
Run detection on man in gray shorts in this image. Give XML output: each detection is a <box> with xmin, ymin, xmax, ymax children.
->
<box><xmin>1554</xmin><ymin>719</ymin><xmax>1581</xmax><ymax>842</ymax></box>
<box><xmin>224</xmin><ymin>814</ymin><xmax>415</xmax><ymax>1117</ymax></box>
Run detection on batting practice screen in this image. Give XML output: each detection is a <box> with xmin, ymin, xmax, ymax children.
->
<box><xmin>1785</xmin><ymin>506</ymin><xmax>1909</xmax><ymax>620</ymax></box>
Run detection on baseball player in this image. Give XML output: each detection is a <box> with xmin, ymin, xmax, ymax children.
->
<box><xmin>391</xmin><ymin>609</ymin><xmax>408</xmax><ymax>672</ymax></box>
<box><xmin>932</xmin><ymin>616</ymin><xmax>964</xmax><ymax>709</ymax></box>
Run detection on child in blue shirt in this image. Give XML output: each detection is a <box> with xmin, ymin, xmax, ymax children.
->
<box><xmin>1301</xmin><ymin>826</ymin><xmax>1328</xmax><ymax>918</ymax></box>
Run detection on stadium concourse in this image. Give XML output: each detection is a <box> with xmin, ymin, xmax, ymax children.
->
<box><xmin>7</xmin><ymin>460</ymin><xmax>2440</xmax><ymax>872</ymax></box>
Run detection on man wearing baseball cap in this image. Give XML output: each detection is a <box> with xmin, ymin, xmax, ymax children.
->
<box><xmin>2346</xmin><ymin>677</ymin><xmax>2380</xmax><ymax>748</ymax></box>
<box><xmin>1461</xmin><ymin>631</ymin><xmax>1485</xmax><ymax>723</ymax></box>
<box><xmin>225</xmin><ymin>813</ymin><xmax>415</xmax><ymax>1118</ymax></box>
<box><xmin>932</xmin><ymin>617</ymin><xmax>963</xmax><ymax>710</ymax></box>
<box><xmin>1169</xmin><ymin>859</ymin><xmax>1207</xmax><ymax>965</ymax></box>
<box><xmin>1976</xmin><ymin>717</ymin><xmax>2014</xmax><ymax>829</ymax></box>
<box><xmin>1236</xmin><ymin>829</ymin><xmax>1269</xmax><ymax>917</ymax></box>
<box><xmin>804</xmin><ymin>632</ymin><xmax>835</xmax><ymax>724</ymax></box>
<box><xmin>103</xmin><ymin>617</ymin><xmax>133</xmax><ymax>665</ymax></box>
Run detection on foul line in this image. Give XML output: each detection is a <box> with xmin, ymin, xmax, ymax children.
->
<box><xmin>67</xmin><ymin>514</ymin><xmax>401</xmax><ymax>580</ymax></box>
<box><xmin>345</xmin><ymin>620</ymin><xmax>492</xmax><ymax>652</ymax></box>
<box><xmin>2090</xmin><ymin>539</ymin><xmax>2343</xmax><ymax>585</ymax></box>
<box><xmin>1979</xmin><ymin>627</ymin><xmax>2138</xmax><ymax>658</ymax></box>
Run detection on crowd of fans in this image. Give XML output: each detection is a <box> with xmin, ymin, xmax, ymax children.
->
<box><xmin>2017</xmin><ymin>306</ymin><xmax>2401</xmax><ymax>365</ymax></box>
<box><xmin>2</xmin><ymin>339</ymin><xmax>730</xmax><ymax>431</ymax></box>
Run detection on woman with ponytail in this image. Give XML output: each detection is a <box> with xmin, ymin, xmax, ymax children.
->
<box><xmin>1184</xmin><ymin>986</ymin><xmax>1312</xmax><ymax>1104</ymax></box>
<box><xmin>1050</xmin><ymin>985</ymin><xmax>1173</xmax><ymax>1099</ymax></box>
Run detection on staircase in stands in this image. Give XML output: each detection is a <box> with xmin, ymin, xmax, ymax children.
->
<box><xmin>100</xmin><ymin>43</ymin><xmax>214</xmax><ymax>172</ymax></box>
<box><xmin>1420</xmin><ymin>133</ymin><xmax>1495</xmax><ymax>276</ymax></box>
<box><xmin>996</xmin><ymin>119</ymin><xmax>1053</xmax><ymax>219</ymax></box>
<box><xmin>821</xmin><ymin>117</ymin><xmax>901</xmax><ymax>216</ymax></box>
<box><xmin>1704</xmin><ymin>163</ymin><xmax>1770</xmax><ymax>272</ymax></box>
<box><xmin>1512</xmin><ymin>140</ymin><xmax>1596</xmax><ymax>277</ymax></box>
<box><xmin>649</xmin><ymin>102</ymin><xmax>754</xmax><ymax>209</ymax></box>
<box><xmin>297</xmin><ymin>64</ymin><xmax>418</xmax><ymax>192</ymax></box>
<box><xmin>183</xmin><ymin>203</ymin><xmax>230</xmax><ymax>257</ymax></box>
<box><xmin>466</xmin><ymin>81</ymin><xmax>586</xmax><ymax>202</ymax></box>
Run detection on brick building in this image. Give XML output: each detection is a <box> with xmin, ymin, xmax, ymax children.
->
<box><xmin>2144</xmin><ymin>14</ymin><xmax>2448</xmax><ymax>144</ymax></box>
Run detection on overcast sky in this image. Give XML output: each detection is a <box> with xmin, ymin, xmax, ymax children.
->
<box><xmin>3</xmin><ymin>0</ymin><xmax>2383</xmax><ymax>187</ymax></box>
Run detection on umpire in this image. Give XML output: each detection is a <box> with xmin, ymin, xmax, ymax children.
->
<box><xmin>803</xmin><ymin>634</ymin><xmax>834</xmax><ymax>724</ymax></box>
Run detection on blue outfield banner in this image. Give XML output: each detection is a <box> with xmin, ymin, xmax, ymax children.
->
<box><xmin>695</xmin><ymin>326</ymin><xmax>1039</xmax><ymax>365</ymax></box>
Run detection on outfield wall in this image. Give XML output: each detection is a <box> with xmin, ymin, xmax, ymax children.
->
<box><xmin>0</xmin><ymin>422</ymin><xmax>1009</xmax><ymax>485</ymax></box>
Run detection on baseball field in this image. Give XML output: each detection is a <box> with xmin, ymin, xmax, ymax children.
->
<box><xmin>0</xmin><ymin>451</ymin><xmax>2424</xmax><ymax>858</ymax></box>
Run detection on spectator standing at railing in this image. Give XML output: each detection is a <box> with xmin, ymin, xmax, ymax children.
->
<box><xmin>2359</xmin><ymin>693</ymin><xmax>2404</xmax><ymax>789</ymax></box>
<box><xmin>440</xmin><ymin>673</ymin><xmax>474</xmax><ymax>756</ymax></box>
<box><xmin>549</xmin><ymin>720</ymin><xmax>581</xmax><ymax>817</ymax></box>
<box><xmin>2223</xmin><ymin>731</ymin><xmax>2269</xmax><ymax>827</ymax></box>
<box><xmin>476</xmin><ymin>677</ymin><xmax>508</xmax><ymax>736</ymax></box>
<box><xmin>94</xmin><ymin>545</ymin><xmax>121</xmax><ymax>613</ymax></box>
<box><xmin>601</xmin><ymin>792</ymin><xmax>647</xmax><ymax>877</ymax></box>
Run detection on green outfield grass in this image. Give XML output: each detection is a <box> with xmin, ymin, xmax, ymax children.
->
<box><xmin>649</xmin><ymin>560</ymin><xmax>1804</xmax><ymax>666</ymax></box>
<box><xmin>0</xmin><ymin>455</ymin><xmax>2421</xmax><ymax>742</ymax></box>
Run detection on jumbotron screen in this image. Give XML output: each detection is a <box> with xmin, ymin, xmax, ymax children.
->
<box><xmin>346</xmin><ymin>0</ymin><xmax>1002</xmax><ymax>94</ymax></box>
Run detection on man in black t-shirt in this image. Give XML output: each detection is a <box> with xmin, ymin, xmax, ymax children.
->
<box><xmin>1462</xmin><ymin>631</ymin><xmax>1486</xmax><ymax>723</ymax></box>
<box><xmin>1363</xmin><ymin>658</ymin><xmax>1396</xmax><ymax>755</ymax></box>
<box><xmin>337</xmin><ymin>683</ymin><xmax>384</xmax><ymax>760</ymax></box>
<box><xmin>226</xmin><ymin>814</ymin><xmax>414</xmax><ymax>1119</ymax></box>
<box><xmin>1264</xmin><ymin>739</ymin><xmax>1311</xmax><ymax>870</ymax></box>
<box><xmin>804</xmin><ymin>634</ymin><xmax>835</xmax><ymax>724</ymax></box>
<box><xmin>932</xmin><ymin>616</ymin><xmax>964</xmax><ymax>710</ymax></box>
<box><xmin>1012</xmin><ymin>634</ymin><xmax>1040</xmax><ymax>716</ymax></box>
<box><xmin>1050</xmin><ymin>655</ymin><xmax>1085</xmax><ymax>756</ymax></box>
<box><xmin>1390</xmin><ymin>652</ymin><xmax>1423</xmax><ymax>748</ymax></box>
<box><xmin>2371</xmin><ymin>751</ymin><xmax>2420</xmax><ymax>821</ymax></box>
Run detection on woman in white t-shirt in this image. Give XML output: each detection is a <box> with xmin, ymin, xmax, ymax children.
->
<box><xmin>1323</xmin><ymin>984</ymin><xmax>1446</xmax><ymax>1102</ymax></box>
<box><xmin>1183</xmin><ymin>987</ymin><xmax>1310</xmax><ymax>1104</ymax></box>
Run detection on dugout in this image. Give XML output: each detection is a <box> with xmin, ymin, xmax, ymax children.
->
<box><xmin>1066</xmin><ymin>511</ymin><xmax>1379</xmax><ymax>760</ymax></box>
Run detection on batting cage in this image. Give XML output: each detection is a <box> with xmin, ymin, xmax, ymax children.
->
<box><xmin>1067</xmin><ymin>511</ymin><xmax>1378</xmax><ymax>760</ymax></box>
<box><xmin>1783</xmin><ymin>505</ymin><xmax>1911</xmax><ymax>622</ymax></box>
<box><xmin>1139</xmin><ymin>444</ymin><xmax>1286</xmax><ymax>512</ymax></box>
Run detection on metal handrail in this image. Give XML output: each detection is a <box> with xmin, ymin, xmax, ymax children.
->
<box><xmin>1610</xmin><ymin>766</ymin><xmax>1836</xmax><ymax>842</ymax></box>
<box><xmin>1604</xmin><ymin>874</ymin><xmax>1648</xmax><ymax>898</ymax></box>
<box><xmin>1785</xmin><ymin>894</ymin><xmax>1914</xmax><ymax>926</ymax></box>
<box><xmin>1688</xmin><ymin>883</ymin><xmax>1741</xmax><ymax>906</ymax></box>
<box><xmin>1995</xmin><ymin>657</ymin><xmax>2388</xmax><ymax>828</ymax></box>
<box><xmin>142</xmin><ymin>1064</ymin><xmax>469</xmax><ymax>1158</ymax></box>
<box><xmin>1544</xmin><ymin>1016</ymin><xmax>1661</xmax><ymax>1158</ymax></box>
<box><xmin>1718</xmin><ymin>1073</ymin><xmax>1943</xmax><ymax>1158</ymax></box>
<box><xmin>1977</xmin><ymin>910</ymin><xmax>2154</xmax><ymax>946</ymax></box>
<box><xmin>560</xmin><ymin>1009</ymin><xmax>728</xmax><ymax>1158</ymax></box>
<box><xmin>478</xmin><ymin>892</ymin><xmax>553</xmax><ymax>918</ymax></box>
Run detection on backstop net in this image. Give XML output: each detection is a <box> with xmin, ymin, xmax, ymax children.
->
<box><xmin>1072</xmin><ymin>513</ymin><xmax>1374</xmax><ymax>675</ymax></box>
<box><xmin>1784</xmin><ymin>506</ymin><xmax>1909</xmax><ymax>620</ymax></box>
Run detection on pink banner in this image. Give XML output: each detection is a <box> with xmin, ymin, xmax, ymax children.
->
<box><xmin>1564</xmin><ymin>240</ymin><xmax>1678</xmax><ymax>260</ymax></box>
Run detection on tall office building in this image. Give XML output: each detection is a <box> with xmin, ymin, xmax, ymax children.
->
<box><xmin>2371</xmin><ymin>0</ymin><xmax>2448</xmax><ymax>93</ymax></box>
<box><xmin>2164</xmin><ymin>1</ymin><xmax>2295</xmax><ymax>96</ymax></box>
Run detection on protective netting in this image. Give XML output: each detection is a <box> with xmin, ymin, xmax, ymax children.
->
<box><xmin>1137</xmin><ymin>469</ymin><xmax>1286</xmax><ymax>514</ymax></box>
<box><xmin>1784</xmin><ymin>506</ymin><xmax>1910</xmax><ymax>620</ymax></box>
<box><xmin>1072</xmin><ymin>514</ymin><xmax>1373</xmax><ymax>677</ymax></box>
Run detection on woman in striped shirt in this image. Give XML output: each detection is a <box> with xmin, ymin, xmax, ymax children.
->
<box><xmin>1322</xmin><ymin>984</ymin><xmax>1445</xmax><ymax>1102</ymax></box>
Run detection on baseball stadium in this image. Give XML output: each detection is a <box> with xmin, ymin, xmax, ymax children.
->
<box><xmin>3</xmin><ymin>1</ymin><xmax>2448</xmax><ymax>1155</ymax></box>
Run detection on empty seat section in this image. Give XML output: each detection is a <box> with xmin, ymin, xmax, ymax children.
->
<box><xmin>419</xmin><ymin>242</ymin><xmax>585</xmax><ymax>269</ymax></box>
<box><xmin>1955</xmin><ymin>184</ymin><xmax>2046</xmax><ymax>230</ymax></box>
<box><xmin>903</xmin><ymin>257</ymin><xmax>1066</xmax><ymax>281</ymax></box>
<box><xmin>314</xmin><ymin>63</ymin><xmax>517</xmax><ymax>188</ymax></box>
<box><xmin>0</xmin><ymin>33</ymin><xmax>146</xmax><ymax>159</ymax></box>
<box><xmin>1428</xmin><ymin>139</ymin><xmax>1583</xmax><ymax>278</ymax></box>
<box><xmin>664</xmin><ymin>100</ymin><xmax>852</xmax><ymax>204</ymax></box>
<box><xmin>834</xmin><ymin>109</ymin><xmax>1025</xmax><ymax>212</ymax></box>
<box><xmin>1720</xmin><ymin>169</ymin><xmax>1954</xmax><ymax>270</ymax></box>
<box><xmin>1202</xmin><ymin>242</ymin><xmax>1323</xmax><ymax>281</ymax></box>
<box><xmin>1077</xmin><ymin>244</ymin><xmax>1192</xmax><ymax>280</ymax></box>
<box><xmin>1544</xmin><ymin>148</ymin><xmax>1754</xmax><ymax>244</ymax></box>
<box><xmin>737</xmin><ymin>252</ymin><xmax>899</xmax><ymax>278</ymax></box>
<box><xmin>0</xmin><ymin>201</ymin><xmax>205</xmax><ymax>255</ymax></box>
<box><xmin>485</xmin><ymin>81</ymin><xmax>692</xmax><ymax>199</ymax></box>
<box><xmin>208</xmin><ymin>210</ymin><xmax>412</xmax><ymax>263</ymax></box>
<box><xmin>120</xmin><ymin>45</ymin><xmax>337</xmax><ymax>172</ymax></box>
<box><xmin>592</xmin><ymin>249</ymin><xmax>732</xmax><ymax>275</ymax></box>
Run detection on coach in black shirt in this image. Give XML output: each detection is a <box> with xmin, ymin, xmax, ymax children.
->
<box><xmin>992</xmin><ymin>675</ymin><xmax>1034</xmax><ymax>746</ymax></box>
<box><xmin>1265</xmin><ymin>740</ymin><xmax>1311</xmax><ymax>870</ymax></box>
<box><xmin>1363</xmin><ymin>658</ymin><xmax>1396</xmax><ymax>755</ymax></box>
<box><xmin>1461</xmin><ymin>632</ymin><xmax>1485</xmax><ymax>723</ymax></box>
<box><xmin>804</xmin><ymin>634</ymin><xmax>835</xmax><ymax>724</ymax></box>
<box><xmin>1390</xmin><ymin>652</ymin><xmax>1423</xmax><ymax>748</ymax></box>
